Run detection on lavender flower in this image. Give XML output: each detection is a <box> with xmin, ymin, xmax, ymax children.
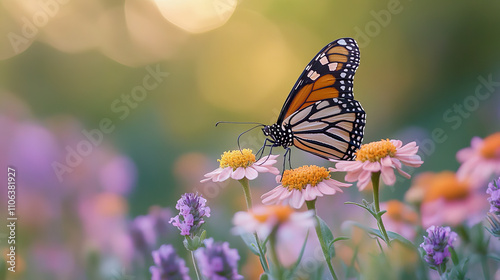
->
<box><xmin>420</xmin><ymin>225</ymin><xmax>458</xmax><ymax>268</ymax></box>
<box><xmin>487</xmin><ymin>177</ymin><xmax>500</xmax><ymax>214</ymax></box>
<box><xmin>170</xmin><ymin>193</ymin><xmax>210</xmax><ymax>236</ymax></box>
<box><xmin>130</xmin><ymin>207</ymin><xmax>173</xmax><ymax>254</ymax></box>
<box><xmin>195</xmin><ymin>238</ymin><xmax>243</xmax><ymax>280</ymax></box>
<box><xmin>150</xmin><ymin>244</ymin><xmax>190</xmax><ymax>280</ymax></box>
<box><xmin>130</xmin><ymin>215</ymin><xmax>157</xmax><ymax>254</ymax></box>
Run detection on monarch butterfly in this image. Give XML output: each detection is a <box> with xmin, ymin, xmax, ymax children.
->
<box><xmin>260</xmin><ymin>37</ymin><xmax>366</xmax><ymax>161</ymax></box>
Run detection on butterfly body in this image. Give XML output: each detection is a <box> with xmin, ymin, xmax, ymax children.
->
<box><xmin>261</xmin><ymin>38</ymin><xmax>366</xmax><ymax>161</ymax></box>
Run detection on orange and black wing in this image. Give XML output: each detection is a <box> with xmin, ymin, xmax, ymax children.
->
<box><xmin>288</xmin><ymin>98</ymin><xmax>365</xmax><ymax>160</ymax></box>
<box><xmin>276</xmin><ymin>38</ymin><xmax>360</xmax><ymax>124</ymax></box>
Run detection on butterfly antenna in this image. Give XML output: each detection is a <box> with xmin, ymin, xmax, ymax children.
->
<box><xmin>215</xmin><ymin>121</ymin><xmax>265</xmax><ymax>127</ymax></box>
<box><xmin>236</xmin><ymin>124</ymin><xmax>265</xmax><ymax>151</ymax></box>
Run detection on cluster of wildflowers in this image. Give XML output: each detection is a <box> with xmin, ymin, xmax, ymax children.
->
<box><xmin>147</xmin><ymin>132</ymin><xmax>500</xmax><ymax>280</ymax></box>
<box><xmin>169</xmin><ymin>193</ymin><xmax>211</xmax><ymax>236</ymax></box>
<box><xmin>420</xmin><ymin>226</ymin><xmax>458</xmax><ymax>269</ymax></box>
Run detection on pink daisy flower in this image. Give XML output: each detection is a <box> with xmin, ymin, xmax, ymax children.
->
<box><xmin>261</xmin><ymin>165</ymin><xmax>351</xmax><ymax>209</ymax></box>
<box><xmin>456</xmin><ymin>132</ymin><xmax>500</xmax><ymax>186</ymax></box>
<box><xmin>331</xmin><ymin>139</ymin><xmax>423</xmax><ymax>190</ymax></box>
<box><xmin>407</xmin><ymin>171</ymin><xmax>487</xmax><ymax>228</ymax></box>
<box><xmin>201</xmin><ymin>149</ymin><xmax>279</xmax><ymax>183</ymax></box>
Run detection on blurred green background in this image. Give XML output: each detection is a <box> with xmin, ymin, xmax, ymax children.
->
<box><xmin>1</xmin><ymin>0</ymin><xmax>500</xmax><ymax>278</ymax></box>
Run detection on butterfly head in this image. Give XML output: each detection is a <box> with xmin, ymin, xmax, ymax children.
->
<box><xmin>262</xmin><ymin>124</ymin><xmax>293</xmax><ymax>148</ymax></box>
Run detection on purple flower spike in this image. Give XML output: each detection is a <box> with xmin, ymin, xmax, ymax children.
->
<box><xmin>150</xmin><ymin>244</ymin><xmax>190</xmax><ymax>280</ymax></box>
<box><xmin>170</xmin><ymin>193</ymin><xmax>210</xmax><ymax>236</ymax></box>
<box><xmin>195</xmin><ymin>238</ymin><xmax>243</xmax><ymax>280</ymax></box>
<box><xmin>420</xmin><ymin>225</ymin><xmax>458</xmax><ymax>268</ymax></box>
<box><xmin>487</xmin><ymin>177</ymin><xmax>500</xmax><ymax>214</ymax></box>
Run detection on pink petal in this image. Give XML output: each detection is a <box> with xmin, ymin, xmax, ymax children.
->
<box><xmin>364</xmin><ymin>161</ymin><xmax>381</xmax><ymax>172</ymax></box>
<box><xmin>380</xmin><ymin>156</ymin><xmax>393</xmax><ymax>167</ymax></box>
<box><xmin>279</xmin><ymin>187</ymin><xmax>293</xmax><ymax>200</ymax></box>
<box><xmin>358</xmin><ymin>170</ymin><xmax>372</xmax><ymax>185</ymax></box>
<box><xmin>390</xmin><ymin>139</ymin><xmax>403</xmax><ymax>148</ymax></box>
<box><xmin>245</xmin><ymin>167</ymin><xmax>258</xmax><ymax>180</ymax></box>
<box><xmin>380</xmin><ymin>166</ymin><xmax>396</xmax><ymax>186</ymax></box>
<box><xmin>261</xmin><ymin>186</ymin><xmax>286</xmax><ymax>204</ymax></box>
<box><xmin>396</xmin><ymin>166</ymin><xmax>411</xmax><ymax>179</ymax></box>
<box><xmin>216</xmin><ymin>167</ymin><xmax>232</xmax><ymax>182</ymax></box>
<box><xmin>317</xmin><ymin>181</ymin><xmax>338</xmax><ymax>195</ymax></box>
<box><xmin>290</xmin><ymin>190</ymin><xmax>305</xmax><ymax>209</ymax></box>
<box><xmin>231</xmin><ymin>167</ymin><xmax>245</xmax><ymax>180</ymax></box>
<box><xmin>303</xmin><ymin>185</ymin><xmax>316</xmax><ymax>201</ymax></box>
<box><xmin>344</xmin><ymin>167</ymin><xmax>364</xmax><ymax>182</ymax></box>
<box><xmin>324</xmin><ymin>179</ymin><xmax>348</xmax><ymax>191</ymax></box>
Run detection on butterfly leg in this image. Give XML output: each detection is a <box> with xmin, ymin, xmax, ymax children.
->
<box><xmin>282</xmin><ymin>147</ymin><xmax>293</xmax><ymax>171</ymax></box>
<box><xmin>256</xmin><ymin>138</ymin><xmax>275</xmax><ymax>160</ymax></box>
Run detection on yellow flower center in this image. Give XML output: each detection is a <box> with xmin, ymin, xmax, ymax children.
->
<box><xmin>281</xmin><ymin>165</ymin><xmax>330</xmax><ymax>191</ymax></box>
<box><xmin>386</xmin><ymin>200</ymin><xmax>418</xmax><ymax>224</ymax></box>
<box><xmin>480</xmin><ymin>132</ymin><xmax>500</xmax><ymax>159</ymax></box>
<box><xmin>218</xmin><ymin>149</ymin><xmax>256</xmax><ymax>170</ymax></box>
<box><xmin>251</xmin><ymin>205</ymin><xmax>294</xmax><ymax>223</ymax></box>
<box><xmin>356</xmin><ymin>139</ymin><xmax>397</xmax><ymax>162</ymax></box>
<box><xmin>423</xmin><ymin>171</ymin><xmax>470</xmax><ymax>202</ymax></box>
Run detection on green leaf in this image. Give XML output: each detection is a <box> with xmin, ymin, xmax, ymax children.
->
<box><xmin>317</xmin><ymin>216</ymin><xmax>335</xmax><ymax>258</ymax></box>
<box><xmin>449</xmin><ymin>246</ymin><xmax>460</xmax><ymax>266</ymax></box>
<box><xmin>386</xmin><ymin>231</ymin><xmax>417</xmax><ymax>249</ymax></box>
<box><xmin>287</xmin><ymin>231</ymin><xmax>310</xmax><ymax>278</ymax></box>
<box><xmin>239</xmin><ymin>232</ymin><xmax>260</xmax><ymax>255</ymax></box>
<box><xmin>488</xmin><ymin>254</ymin><xmax>500</xmax><ymax>261</ymax></box>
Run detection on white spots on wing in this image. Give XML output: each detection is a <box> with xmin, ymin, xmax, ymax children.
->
<box><xmin>307</xmin><ymin>70</ymin><xmax>320</xmax><ymax>80</ymax></box>
<box><xmin>340</xmin><ymin>72</ymin><xmax>346</xmax><ymax>78</ymax></box>
<box><xmin>328</xmin><ymin>62</ymin><xmax>338</xmax><ymax>71</ymax></box>
<box><xmin>319</xmin><ymin>56</ymin><xmax>329</xmax><ymax>65</ymax></box>
<box><xmin>337</xmin><ymin>39</ymin><xmax>346</xmax><ymax>45</ymax></box>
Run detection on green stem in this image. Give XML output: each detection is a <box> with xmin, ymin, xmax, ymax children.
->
<box><xmin>306</xmin><ymin>200</ymin><xmax>338</xmax><ymax>280</ymax></box>
<box><xmin>371</xmin><ymin>172</ymin><xmax>391</xmax><ymax>247</ymax></box>
<box><xmin>481</xmin><ymin>255</ymin><xmax>491</xmax><ymax>280</ymax></box>
<box><xmin>239</xmin><ymin>178</ymin><xmax>270</xmax><ymax>273</ymax></box>
<box><xmin>269</xmin><ymin>228</ymin><xmax>283</xmax><ymax>279</ymax></box>
<box><xmin>191</xmin><ymin>251</ymin><xmax>202</xmax><ymax>280</ymax></box>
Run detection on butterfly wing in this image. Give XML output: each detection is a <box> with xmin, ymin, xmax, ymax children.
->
<box><xmin>277</xmin><ymin>38</ymin><xmax>360</xmax><ymax>124</ymax></box>
<box><xmin>285</xmin><ymin>98</ymin><xmax>366</xmax><ymax>160</ymax></box>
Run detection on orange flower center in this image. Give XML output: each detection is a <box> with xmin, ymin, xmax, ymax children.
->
<box><xmin>218</xmin><ymin>149</ymin><xmax>256</xmax><ymax>170</ymax></box>
<box><xmin>480</xmin><ymin>132</ymin><xmax>500</xmax><ymax>159</ymax></box>
<box><xmin>251</xmin><ymin>205</ymin><xmax>294</xmax><ymax>223</ymax></box>
<box><xmin>423</xmin><ymin>172</ymin><xmax>470</xmax><ymax>202</ymax></box>
<box><xmin>356</xmin><ymin>139</ymin><xmax>397</xmax><ymax>162</ymax></box>
<box><xmin>386</xmin><ymin>200</ymin><xmax>418</xmax><ymax>224</ymax></box>
<box><xmin>281</xmin><ymin>165</ymin><xmax>330</xmax><ymax>191</ymax></box>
